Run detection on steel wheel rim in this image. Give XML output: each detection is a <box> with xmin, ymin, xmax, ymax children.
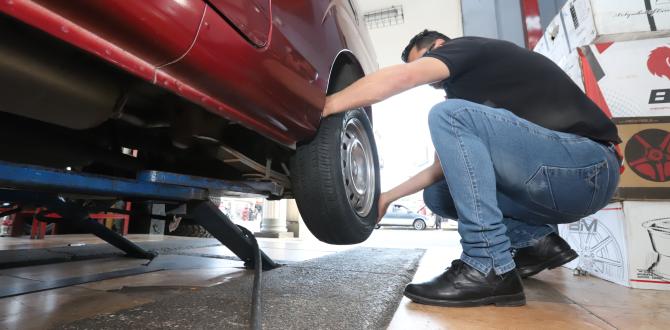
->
<box><xmin>341</xmin><ymin>117</ymin><xmax>375</xmax><ymax>217</ymax></box>
<box><xmin>414</xmin><ymin>221</ymin><xmax>424</xmax><ymax>230</ymax></box>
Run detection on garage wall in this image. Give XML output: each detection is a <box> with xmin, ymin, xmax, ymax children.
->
<box><xmin>460</xmin><ymin>0</ymin><xmax>526</xmax><ymax>47</ymax></box>
<box><xmin>460</xmin><ymin>0</ymin><xmax>567</xmax><ymax>48</ymax></box>
<box><xmin>539</xmin><ymin>0</ymin><xmax>568</xmax><ymax>31</ymax></box>
<box><xmin>356</xmin><ymin>0</ymin><xmax>463</xmax><ymax>67</ymax></box>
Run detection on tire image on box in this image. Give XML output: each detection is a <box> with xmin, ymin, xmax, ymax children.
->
<box><xmin>643</xmin><ymin>218</ymin><xmax>670</xmax><ymax>280</ymax></box>
<box><xmin>565</xmin><ymin>217</ymin><xmax>625</xmax><ymax>282</ymax></box>
<box><xmin>290</xmin><ymin>109</ymin><xmax>380</xmax><ymax>244</ymax></box>
<box><xmin>625</xmin><ymin>129</ymin><xmax>670</xmax><ymax>182</ymax></box>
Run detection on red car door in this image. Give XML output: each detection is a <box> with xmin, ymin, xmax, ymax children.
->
<box><xmin>207</xmin><ymin>0</ymin><xmax>272</xmax><ymax>47</ymax></box>
<box><xmin>29</xmin><ymin>0</ymin><xmax>206</xmax><ymax>67</ymax></box>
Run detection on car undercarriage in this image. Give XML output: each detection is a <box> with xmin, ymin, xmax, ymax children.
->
<box><xmin>0</xmin><ymin>15</ymin><xmax>293</xmax><ymax>197</ymax></box>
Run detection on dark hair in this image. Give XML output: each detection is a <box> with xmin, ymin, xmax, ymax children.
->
<box><xmin>401</xmin><ymin>30</ymin><xmax>450</xmax><ymax>62</ymax></box>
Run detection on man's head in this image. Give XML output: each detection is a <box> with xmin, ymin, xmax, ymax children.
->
<box><xmin>401</xmin><ymin>30</ymin><xmax>450</xmax><ymax>63</ymax></box>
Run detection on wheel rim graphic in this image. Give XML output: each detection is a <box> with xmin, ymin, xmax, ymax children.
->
<box><xmin>643</xmin><ymin>218</ymin><xmax>670</xmax><ymax>279</ymax></box>
<box><xmin>625</xmin><ymin>129</ymin><xmax>670</xmax><ymax>182</ymax></box>
<box><xmin>565</xmin><ymin>217</ymin><xmax>625</xmax><ymax>281</ymax></box>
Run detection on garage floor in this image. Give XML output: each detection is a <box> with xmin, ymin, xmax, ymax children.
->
<box><xmin>1</xmin><ymin>229</ymin><xmax>669</xmax><ymax>329</ymax></box>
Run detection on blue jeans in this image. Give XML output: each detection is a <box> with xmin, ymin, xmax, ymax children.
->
<box><xmin>425</xmin><ymin>100</ymin><xmax>620</xmax><ymax>275</ymax></box>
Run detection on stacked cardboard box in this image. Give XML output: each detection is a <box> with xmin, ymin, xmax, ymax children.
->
<box><xmin>558</xmin><ymin>202</ymin><xmax>670</xmax><ymax>290</ymax></box>
<box><xmin>534</xmin><ymin>0</ymin><xmax>670</xmax><ymax>290</ymax></box>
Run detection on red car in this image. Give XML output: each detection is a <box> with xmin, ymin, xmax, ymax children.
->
<box><xmin>0</xmin><ymin>0</ymin><xmax>380</xmax><ymax>243</ymax></box>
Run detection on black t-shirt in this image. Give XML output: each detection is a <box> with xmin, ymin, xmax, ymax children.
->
<box><xmin>425</xmin><ymin>36</ymin><xmax>621</xmax><ymax>144</ymax></box>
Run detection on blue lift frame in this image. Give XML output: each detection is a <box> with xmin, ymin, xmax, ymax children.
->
<box><xmin>0</xmin><ymin>160</ymin><xmax>278</xmax><ymax>270</ymax></box>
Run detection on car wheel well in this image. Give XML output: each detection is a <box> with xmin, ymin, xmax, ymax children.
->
<box><xmin>327</xmin><ymin>51</ymin><xmax>372</xmax><ymax>121</ymax></box>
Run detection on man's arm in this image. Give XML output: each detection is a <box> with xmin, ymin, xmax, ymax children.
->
<box><xmin>378</xmin><ymin>154</ymin><xmax>444</xmax><ymax>222</ymax></box>
<box><xmin>323</xmin><ymin>57</ymin><xmax>450</xmax><ymax>117</ymax></box>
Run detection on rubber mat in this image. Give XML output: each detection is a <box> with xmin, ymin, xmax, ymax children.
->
<box><xmin>60</xmin><ymin>247</ymin><xmax>425</xmax><ymax>330</ymax></box>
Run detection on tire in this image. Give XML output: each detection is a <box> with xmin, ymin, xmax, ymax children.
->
<box><xmin>169</xmin><ymin>223</ymin><xmax>213</xmax><ymax>238</ymax></box>
<box><xmin>291</xmin><ymin>109</ymin><xmax>380</xmax><ymax>244</ymax></box>
<box><xmin>413</xmin><ymin>219</ymin><xmax>426</xmax><ymax>231</ymax></box>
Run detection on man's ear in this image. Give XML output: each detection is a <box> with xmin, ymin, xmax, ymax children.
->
<box><xmin>434</xmin><ymin>39</ymin><xmax>447</xmax><ymax>48</ymax></box>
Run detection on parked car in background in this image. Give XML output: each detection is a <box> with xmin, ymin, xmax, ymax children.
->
<box><xmin>0</xmin><ymin>0</ymin><xmax>379</xmax><ymax>244</ymax></box>
<box><xmin>377</xmin><ymin>204</ymin><xmax>435</xmax><ymax>230</ymax></box>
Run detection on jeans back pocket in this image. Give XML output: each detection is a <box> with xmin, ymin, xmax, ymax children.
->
<box><xmin>526</xmin><ymin>160</ymin><xmax>608</xmax><ymax>217</ymax></box>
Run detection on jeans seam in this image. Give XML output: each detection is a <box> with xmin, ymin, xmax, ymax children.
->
<box><xmin>530</xmin><ymin>160</ymin><xmax>607</xmax><ymax>217</ymax></box>
<box><xmin>450</xmin><ymin>108</ymin><xmax>495</xmax><ymax>269</ymax></box>
<box><xmin>452</xmin><ymin>106</ymin><xmax>587</xmax><ymax>143</ymax></box>
<box><xmin>510</xmin><ymin>226</ymin><xmax>553</xmax><ymax>248</ymax></box>
<box><xmin>586</xmin><ymin>164</ymin><xmax>600</xmax><ymax>213</ymax></box>
<box><xmin>604</xmin><ymin>157</ymin><xmax>610</xmax><ymax>209</ymax></box>
<box><xmin>494</xmin><ymin>260</ymin><xmax>516</xmax><ymax>275</ymax></box>
<box><xmin>461</xmin><ymin>254</ymin><xmax>490</xmax><ymax>274</ymax></box>
<box><xmin>596</xmin><ymin>142</ymin><xmax>612</xmax><ymax>211</ymax></box>
<box><xmin>544</xmin><ymin>167</ymin><xmax>558</xmax><ymax>211</ymax></box>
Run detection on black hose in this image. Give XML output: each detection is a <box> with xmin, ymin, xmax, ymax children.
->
<box><xmin>237</xmin><ymin>225</ymin><xmax>263</xmax><ymax>330</ymax></box>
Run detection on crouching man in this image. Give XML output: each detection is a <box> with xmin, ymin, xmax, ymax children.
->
<box><xmin>322</xmin><ymin>30</ymin><xmax>621</xmax><ymax>307</ymax></box>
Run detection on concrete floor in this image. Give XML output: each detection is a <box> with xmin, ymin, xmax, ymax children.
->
<box><xmin>1</xmin><ymin>228</ymin><xmax>669</xmax><ymax>329</ymax></box>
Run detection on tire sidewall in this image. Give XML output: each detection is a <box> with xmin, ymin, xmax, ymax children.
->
<box><xmin>291</xmin><ymin>109</ymin><xmax>380</xmax><ymax>244</ymax></box>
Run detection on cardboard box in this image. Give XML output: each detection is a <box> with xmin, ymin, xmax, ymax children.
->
<box><xmin>535</xmin><ymin>27</ymin><xmax>670</xmax><ymax>119</ymax></box>
<box><xmin>579</xmin><ymin>37</ymin><xmax>670</xmax><ymax>118</ymax></box>
<box><xmin>623</xmin><ymin>201</ymin><xmax>670</xmax><ymax>290</ymax></box>
<box><xmin>559</xmin><ymin>201</ymin><xmax>670</xmax><ymax>290</ymax></box>
<box><xmin>559</xmin><ymin>203</ymin><xmax>630</xmax><ymax>286</ymax></box>
<box><xmin>533</xmin><ymin>33</ymin><xmax>550</xmax><ymax>58</ymax></box>
<box><xmin>562</xmin><ymin>0</ymin><xmax>670</xmax><ymax>49</ymax></box>
<box><xmin>543</xmin><ymin>13</ymin><xmax>571</xmax><ymax>63</ymax></box>
<box><xmin>557</xmin><ymin>51</ymin><xmax>585</xmax><ymax>92</ymax></box>
<box><xmin>612</xmin><ymin>117</ymin><xmax>670</xmax><ymax>200</ymax></box>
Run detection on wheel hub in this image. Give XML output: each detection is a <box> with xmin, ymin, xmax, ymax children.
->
<box><xmin>341</xmin><ymin>117</ymin><xmax>375</xmax><ymax>217</ymax></box>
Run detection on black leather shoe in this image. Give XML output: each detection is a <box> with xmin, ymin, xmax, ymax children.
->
<box><xmin>514</xmin><ymin>233</ymin><xmax>578</xmax><ymax>278</ymax></box>
<box><xmin>403</xmin><ymin>260</ymin><xmax>525</xmax><ymax>307</ymax></box>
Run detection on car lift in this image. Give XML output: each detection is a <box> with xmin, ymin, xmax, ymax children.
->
<box><xmin>0</xmin><ymin>160</ymin><xmax>280</xmax><ymax>270</ymax></box>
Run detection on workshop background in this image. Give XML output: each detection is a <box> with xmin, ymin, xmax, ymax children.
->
<box><xmin>1</xmin><ymin>0</ymin><xmax>670</xmax><ymax>329</ymax></box>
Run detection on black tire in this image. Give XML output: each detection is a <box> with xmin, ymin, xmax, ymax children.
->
<box><xmin>291</xmin><ymin>109</ymin><xmax>380</xmax><ymax>244</ymax></box>
<box><xmin>413</xmin><ymin>219</ymin><xmax>426</xmax><ymax>231</ymax></box>
<box><xmin>169</xmin><ymin>223</ymin><xmax>213</xmax><ymax>238</ymax></box>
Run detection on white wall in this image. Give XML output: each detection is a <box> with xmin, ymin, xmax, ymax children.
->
<box><xmin>355</xmin><ymin>1</ymin><xmax>463</xmax><ymax>195</ymax></box>
<box><xmin>357</xmin><ymin>0</ymin><xmax>463</xmax><ymax>67</ymax></box>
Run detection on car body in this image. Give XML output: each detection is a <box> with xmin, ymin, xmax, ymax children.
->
<box><xmin>378</xmin><ymin>204</ymin><xmax>435</xmax><ymax>230</ymax></box>
<box><xmin>0</xmin><ymin>0</ymin><xmax>376</xmax><ymax>177</ymax></box>
<box><xmin>0</xmin><ymin>1</ymin><xmax>381</xmax><ymax>243</ymax></box>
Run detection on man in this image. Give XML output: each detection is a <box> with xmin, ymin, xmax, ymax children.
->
<box><xmin>322</xmin><ymin>30</ymin><xmax>621</xmax><ymax>307</ymax></box>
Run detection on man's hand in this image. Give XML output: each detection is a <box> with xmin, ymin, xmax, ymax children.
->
<box><xmin>377</xmin><ymin>192</ymin><xmax>392</xmax><ymax>224</ymax></box>
<box><xmin>374</xmin><ymin>154</ymin><xmax>444</xmax><ymax>224</ymax></box>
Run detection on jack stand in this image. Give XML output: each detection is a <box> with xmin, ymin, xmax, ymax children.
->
<box><xmin>0</xmin><ymin>189</ymin><xmax>156</xmax><ymax>260</ymax></box>
<box><xmin>189</xmin><ymin>201</ymin><xmax>278</xmax><ymax>270</ymax></box>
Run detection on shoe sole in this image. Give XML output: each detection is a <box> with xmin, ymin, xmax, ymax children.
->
<box><xmin>403</xmin><ymin>291</ymin><xmax>526</xmax><ymax>307</ymax></box>
<box><xmin>518</xmin><ymin>249</ymin><xmax>578</xmax><ymax>279</ymax></box>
